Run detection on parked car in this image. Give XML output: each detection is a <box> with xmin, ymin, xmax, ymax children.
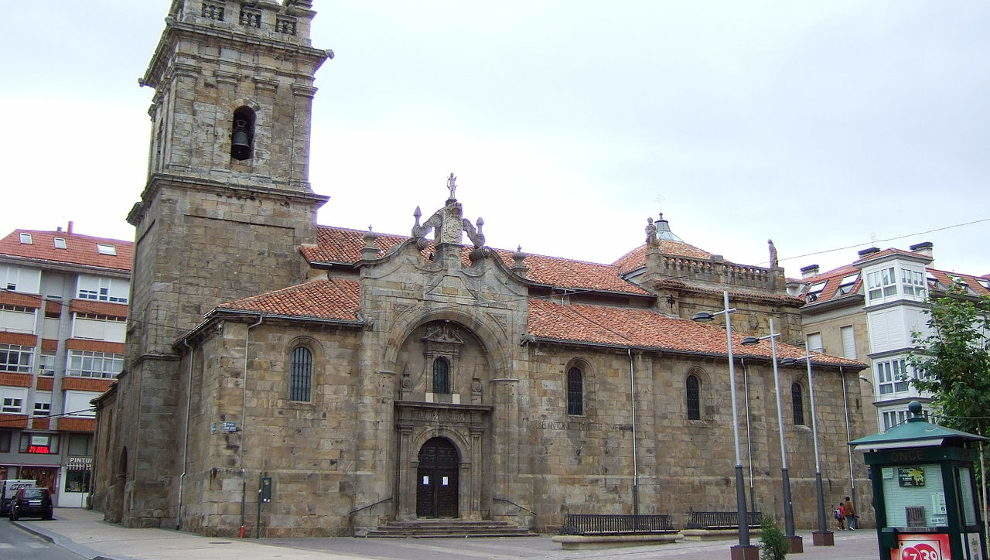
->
<box><xmin>8</xmin><ymin>487</ymin><xmax>53</xmax><ymax>521</ymax></box>
<box><xmin>0</xmin><ymin>479</ymin><xmax>36</xmax><ymax>515</ymax></box>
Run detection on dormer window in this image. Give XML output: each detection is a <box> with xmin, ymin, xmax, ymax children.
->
<box><xmin>97</xmin><ymin>244</ymin><xmax>117</xmax><ymax>256</ymax></box>
<box><xmin>926</xmin><ymin>273</ymin><xmax>940</xmax><ymax>290</ymax></box>
<box><xmin>806</xmin><ymin>281</ymin><xmax>826</xmax><ymax>302</ymax></box>
<box><xmin>836</xmin><ymin>274</ymin><xmax>859</xmax><ymax>295</ymax></box>
<box><xmin>53</xmin><ymin>238</ymin><xmax>67</xmax><ymax>250</ymax></box>
<box><xmin>19</xmin><ymin>233</ymin><xmax>32</xmax><ymax>244</ymax></box>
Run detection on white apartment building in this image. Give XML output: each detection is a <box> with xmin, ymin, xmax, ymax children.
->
<box><xmin>0</xmin><ymin>225</ymin><xmax>132</xmax><ymax>507</ymax></box>
<box><xmin>796</xmin><ymin>242</ymin><xmax>990</xmax><ymax>433</ymax></box>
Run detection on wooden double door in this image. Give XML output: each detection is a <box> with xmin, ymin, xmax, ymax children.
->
<box><xmin>416</xmin><ymin>437</ymin><xmax>459</xmax><ymax>518</ymax></box>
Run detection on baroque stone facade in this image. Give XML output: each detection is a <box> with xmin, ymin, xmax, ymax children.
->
<box><xmin>92</xmin><ymin>0</ymin><xmax>872</xmax><ymax>537</ymax></box>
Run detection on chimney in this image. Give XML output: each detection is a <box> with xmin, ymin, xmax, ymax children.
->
<box><xmin>67</xmin><ymin>221</ymin><xmax>74</xmax><ymax>235</ymax></box>
<box><xmin>858</xmin><ymin>247</ymin><xmax>880</xmax><ymax>258</ymax></box>
<box><xmin>800</xmin><ymin>264</ymin><xmax>820</xmax><ymax>278</ymax></box>
<box><xmin>910</xmin><ymin>241</ymin><xmax>934</xmax><ymax>262</ymax></box>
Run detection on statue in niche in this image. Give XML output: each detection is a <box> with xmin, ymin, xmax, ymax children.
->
<box><xmin>471</xmin><ymin>377</ymin><xmax>483</xmax><ymax>404</ymax></box>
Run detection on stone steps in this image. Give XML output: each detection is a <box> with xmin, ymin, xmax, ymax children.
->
<box><xmin>367</xmin><ymin>519</ymin><xmax>537</xmax><ymax>538</ymax></box>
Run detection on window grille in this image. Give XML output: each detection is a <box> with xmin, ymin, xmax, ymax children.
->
<box><xmin>240</xmin><ymin>8</ymin><xmax>261</xmax><ymax>28</ymax></box>
<box><xmin>791</xmin><ymin>383</ymin><xmax>805</xmax><ymax>425</ymax></box>
<box><xmin>290</xmin><ymin>346</ymin><xmax>312</xmax><ymax>401</ymax></box>
<box><xmin>567</xmin><ymin>367</ymin><xmax>583</xmax><ymax>415</ymax></box>
<box><xmin>432</xmin><ymin>357</ymin><xmax>450</xmax><ymax>394</ymax></box>
<box><xmin>202</xmin><ymin>2</ymin><xmax>225</xmax><ymax>21</ymax></box>
<box><xmin>686</xmin><ymin>375</ymin><xmax>701</xmax><ymax>420</ymax></box>
<box><xmin>276</xmin><ymin>17</ymin><xmax>297</xmax><ymax>35</ymax></box>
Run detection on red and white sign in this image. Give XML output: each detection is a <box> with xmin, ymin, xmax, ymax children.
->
<box><xmin>893</xmin><ymin>534</ymin><xmax>952</xmax><ymax>560</ymax></box>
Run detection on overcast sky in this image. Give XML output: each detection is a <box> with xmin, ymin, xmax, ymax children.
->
<box><xmin>1</xmin><ymin>1</ymin><xmax>988</xmax><ymax>278</ymax></box>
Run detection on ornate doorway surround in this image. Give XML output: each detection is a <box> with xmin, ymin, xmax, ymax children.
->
<box><xmin>396</xmin><ymin>401</ymin><xmax>490</xmax><ymax>520</ymax></box>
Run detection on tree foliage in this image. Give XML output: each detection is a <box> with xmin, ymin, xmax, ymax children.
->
<box><xmin>760</xmin><ymin>515</ymin><xmax>788</xmax><ymax>560</ymax></box>
<box><xmin>910</xmin><ymin>290</ymin><xmax>990</xmax><ymax>436</ymax></box>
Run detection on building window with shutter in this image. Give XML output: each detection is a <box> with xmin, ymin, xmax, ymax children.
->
<box><xmin>840</xmin><ymin>326</ymin><xmax>856</xmax><ymax>359</ymax></box>
<box><xmin>290</xmin><ymin>347</ymin><xmax>312</xmax><ymax>402</ymax></box>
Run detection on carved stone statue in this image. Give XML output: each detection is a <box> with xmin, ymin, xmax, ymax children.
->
<box><xmin>471</xmin><ymin>377</ymin><xmax>483</xmax><ymax>404</ymax></box>
<box><xmin>447</xmin><ymin>172</ymin><xmax>457</xmax><ymax>201</ymax></box>
<box><xmin>646</xmin><ymin>217</ymin><xmax>657</xmax><ymax>246</ymax></box>
<box><xmin>768</xmin><ymin>239</ymin><xmax>779</xmax><ymax>269</ymax></box>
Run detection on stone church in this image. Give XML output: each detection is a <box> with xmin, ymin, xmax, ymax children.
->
<box><xmin>91</xmin><ymin>0</ymin><xmax>870</xmax><ymax>537</ymax></box>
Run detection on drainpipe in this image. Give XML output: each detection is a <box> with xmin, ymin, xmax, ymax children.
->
<box><xmin>627</xmin><ymin>348</ymin><xmax>639</xmax><ymax>516</ymax></box>
<box><xmin>177</xmin><ymin>339</ymin><xmax>194</xmax><ymax>529</ymax></box>
<box><xmin>839</xmin><ymin>367</ymin><xmax>857</xmax><ymax>514</ymax></box>
<box><xmin>741</xmin><ymin>358</ymin><xmax>755</xmax><ymax>512</ymax></box>
<box><xmin>239</xmin><ymin>315</ymin><xmax>263</xmax><ymax>534</ymax></box>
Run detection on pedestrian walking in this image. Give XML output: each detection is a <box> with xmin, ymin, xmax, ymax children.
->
<box><xmin>834</xmin><ymin>503</ymin><xmax>846</xmax><ymax>530</ymax></box>
<box><xmin>844</xmin><ymin>496</ymin><xmax>857</xmax><ymax>530</ymax></box>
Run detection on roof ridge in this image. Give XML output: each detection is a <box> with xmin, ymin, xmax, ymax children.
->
<box><xmin>11</xmin><ymin>229</ymin><xmax>133</xmax><ymax>245</ymax></box>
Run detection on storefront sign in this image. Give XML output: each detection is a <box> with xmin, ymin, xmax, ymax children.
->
<box><xmin>893</xmin><ymin>534</ymin><xmax>952</xmax><ymax>560</ymax></box>
<box><xmin>67</xmin><ymin>457</ymin><xmax>93</xmax><ymax>471</ymax></box>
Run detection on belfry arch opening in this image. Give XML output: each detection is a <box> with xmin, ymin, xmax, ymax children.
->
<box><xmin>230</xmin><ymin>106</ymin><xmax>256</xmax><ymax>160</ymax></box>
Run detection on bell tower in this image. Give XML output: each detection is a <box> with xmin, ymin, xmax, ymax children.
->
<box><xmin>113</xmin><ymin>0</ymin><xmax>332</xmax><ymax>527</ymax></box>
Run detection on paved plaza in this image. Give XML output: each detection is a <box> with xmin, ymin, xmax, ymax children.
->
<box><xmin>12</xmin><ymin>508</ymin><xmax>882</xmax><ymax>560</ymax></box>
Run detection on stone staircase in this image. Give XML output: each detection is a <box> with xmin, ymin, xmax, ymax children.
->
<box><xmin>366</xmin><ymin>519</ymin><xmax>537</xmax><ymax>538</ymax></box>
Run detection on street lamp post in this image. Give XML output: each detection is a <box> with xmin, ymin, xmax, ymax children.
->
<box><xmin>692</xmin><ymin>291</ymin><xmax>759</xmax><ymax>560</ymax></box>
<box><xmin>741</xmin><ymin>318</ymin><xmax>803</xmax><ymax>553</ymax></box>
<box><xmin>781</xmin><ymin>354</ymin><xmax>834</xmax><ymax>546</ymax></box>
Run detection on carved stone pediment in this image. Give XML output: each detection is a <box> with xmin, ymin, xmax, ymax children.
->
<box><xmin>421</xmin><ymin>322</ymin><xmax>464</xmax><ymax>345</ymax></box>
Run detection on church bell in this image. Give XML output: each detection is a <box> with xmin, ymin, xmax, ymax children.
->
<box><xmin>231</xmin><ymin>119</ymin><xmax>252</xmax><ymax>160</ymax></box>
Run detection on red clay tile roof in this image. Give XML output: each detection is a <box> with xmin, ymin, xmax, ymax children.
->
<box><xmin>0</xmin><ymin>291</ymin><xmax>42</xmax><ymax>309</ymax></box>
<box><xmin>928</xmin><ymin>269</ymin><xmax>990</xmax><ymax>297</ymax></box>
<box><xmin>0</xmin><ymin>229</ymin><xmax>133</xmax><ymax>272</ymax></box>
<box><xmin>612</xmin><ymin>241</ymin><xmax>714</xmax><ymax>275</ymax></box>
<box><xmin>527</xmin><ymin>299</ymin><xmax>860</xmax><ymax>367</ymax></box>
<box><xmin>217</xmin><ymin>278</ymin><xmax>362</xmax><ymax>321</ymax></box>
<box><xmin>853</xmin><ymin>248</ymin><xmax>930</xmax><ymax>265</ymax></box>
<box><xmin>303</xmin><ymin>226</ymin><xmax>649</xmax><ymax>296</ymax></box>
<box><xmin>799</xmin><ymin>249</ymin><xmax>990</xmax><ymax>306</ymax></box>
<box><xmin>69</xmin><ymin>299</ymin><xmax>129</xmax><ymax>319</ymax></box>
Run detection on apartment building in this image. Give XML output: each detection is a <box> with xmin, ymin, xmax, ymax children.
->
<box><xmin>0</xmin><ymin>225</ymin><xmax>131</xmax><ymax>507</ymax></box>
<box><xmin>795</xmin><ymin>242</ymin><xmax>990</xmax><ymax>432</ymax></box>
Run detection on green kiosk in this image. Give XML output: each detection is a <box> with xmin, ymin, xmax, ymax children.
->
<box><xmin>850</xmin><ymin>402</ymin><xmax>987</xmax><ymax>560</ymax></box>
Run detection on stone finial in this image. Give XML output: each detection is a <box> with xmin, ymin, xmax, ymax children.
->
<box><xmin>446</xmin><ymin>172</ymin><xmax>458</xmax><ymax>202</ymax></box>
<box><xmin>768</xmin><ymin>239</ymin><xmax>779</xmax><ymax>269</ymax></box>
<box><xmin>646</xmin><ymin>217</ymin><xmax>658</xmax><ymax>246</ymax></box>
<box><xmin>361</xmin><ymin>226</ymin><xmax>380</xmax><ymax>259</ymax></box>
<box><xmin>463</xmin><ymin>217</ymin><xmax>486</xmax><ymax>249</ymax></box>
<box><xmin>512</xmin><ymin>245</ymin><xmax>529</xmax><ymax>276</ymax></box>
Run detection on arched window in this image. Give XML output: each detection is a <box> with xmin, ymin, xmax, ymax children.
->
<box><xmin>567</xmin><ymin>367</ymin><xmax>583</xmax><ymax>415</ymax></box>
<box><xmin>686</xmin><ymin>375</ymin><xmax>701</xmax><ymax>420</ymax></box>
<box><xmin>791</xmin><ymin>382</ymin><xmax>805</xmax><ymax>425</ymax></box>
<box><xmin>290</xmin><ymin>346</ymin><xmax>312</xmax><ymax>402</ymax></box>
<box><xmin>230</xmin><ymin>106</ymin><xmax>256</xmax><ymax>160</ymax></box>
<box><xmin>432</xmin><ymin>357</ymin><xmax>450</xmax><ymax>394</ymax></box>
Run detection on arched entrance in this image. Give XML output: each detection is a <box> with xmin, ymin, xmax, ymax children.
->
<box><xmin>416</xmin><ymin>437</ymin><xmax>459</xmax><ymax>518</ymax></box>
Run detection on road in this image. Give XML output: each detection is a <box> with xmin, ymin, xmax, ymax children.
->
<box><xmin>0</xmin><ymin>518</ymin><xmax>83</xmax><ymax>560</ymax></box>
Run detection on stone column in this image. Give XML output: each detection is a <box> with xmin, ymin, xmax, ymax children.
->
<box><xmin>396</xmin><ymin>423</ymin><xmax>415</xmax><ymax>520</ymax></box>
<box><xmin>469</xmin><ymin>425</ymin><xmax>484</xmax><ymax>519</ymax></box>
<box><xmin>490</xmin><ymin>379</ymin><xmax>519</xmax><ymax>499</ymax></box>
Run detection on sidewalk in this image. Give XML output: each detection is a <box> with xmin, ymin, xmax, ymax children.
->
<box><xmin>13</xmin><ymin>508</ymin><xmax>369</xmax><ymax>560</ymax></box>
<box><xmin>14</xmin><ymin>508</ymin><xmax>881</xmax><ymax>560</ymax></box>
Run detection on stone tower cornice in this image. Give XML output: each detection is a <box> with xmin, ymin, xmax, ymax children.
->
<box><xmin>140</xmin><ymin>17</ymin><xmax>331</xmax><ymax>89</ymax></box>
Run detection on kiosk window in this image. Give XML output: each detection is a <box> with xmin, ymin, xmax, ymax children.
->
<box><xmin>882</xmin><ymin>464</ymin><xmax>946</xmax><ymax>527</ymax></box>
<box><xmin>958</xmin><ymin>467</ymin><xmax>976</xmax><ymax>525</ymax></box>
